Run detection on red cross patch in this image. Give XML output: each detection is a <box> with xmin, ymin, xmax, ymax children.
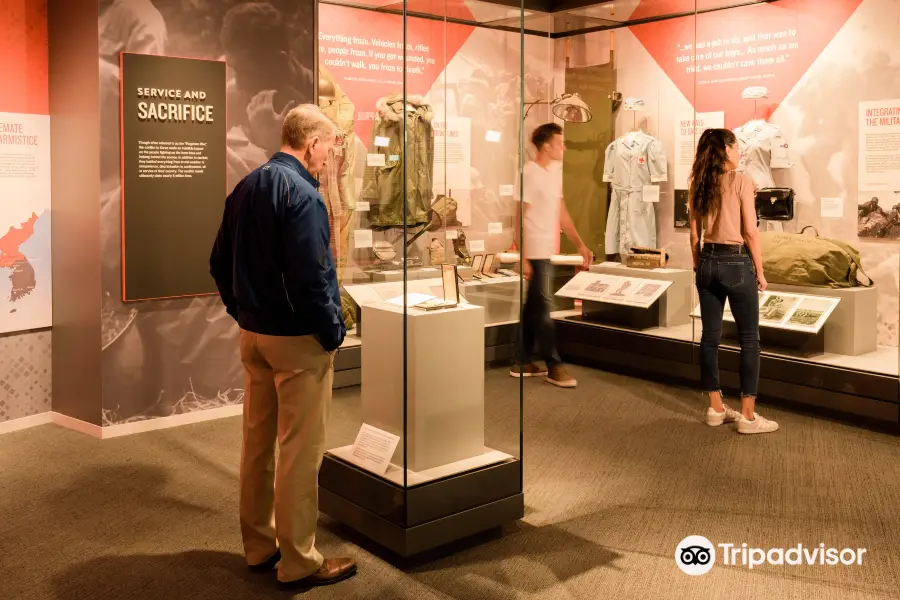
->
<box><xmin>638</xmin><ymin>157</ymin><xmax>646</xmax><ymax>164</ymax></box>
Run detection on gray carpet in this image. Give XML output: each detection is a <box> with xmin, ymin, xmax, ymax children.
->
<box><xmin>2</xmin><ymin>366</ymin><xmax>899</xmax><ymax>600</ymax></box>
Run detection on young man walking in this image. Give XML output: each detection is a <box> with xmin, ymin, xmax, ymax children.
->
<box><xmin>210</xmin><ymin>104</ymin><xmax>356</xmax><ymax>589</ymax></box>
<box><xmin>512</xmin><ymin>122</ymin><xmax>593</xmax><ymax>388</ymax></box>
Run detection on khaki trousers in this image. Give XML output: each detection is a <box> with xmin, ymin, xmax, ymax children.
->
<box><xmin>239</xmin><ymin>329</ymin><xmax>334</xmax><ymax>582</ymax></box>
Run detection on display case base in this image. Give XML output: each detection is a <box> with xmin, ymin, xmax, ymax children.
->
<box><xmin>582</xmin><ymin>300</ymin><xmax>661</xmax><ymax>330</ymax></box>
<box><xmin>556</xmin><ymin>317</ymin><xmax>900</xmax><ymax>430</ymax></box>
<box><xmin>724</xmin><ymin>322</ymin><xmax>825</xmax><ymax>356</ymax></box>
<box><xmin>319</xmin><ymin>454</ymin><xmax>524</xmax><ymax>557</ymax></box>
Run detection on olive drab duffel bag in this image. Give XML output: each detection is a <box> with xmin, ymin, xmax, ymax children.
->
<box><xmin>760</xmin><ymin>226</ymin><xmax>873</xmax><ymax>288</ymax></box>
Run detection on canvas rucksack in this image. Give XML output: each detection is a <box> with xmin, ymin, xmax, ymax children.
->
<box><xmin>760</xmin><ymin>226</ymin><xmax>872</xmax><ymax>288</ymax></box>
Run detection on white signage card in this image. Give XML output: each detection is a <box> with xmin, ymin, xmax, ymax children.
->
<box><xmin>859</xmin><ymin>99</ymin><xmax>900</xmax><ymax>191</ymax></box>
<box><xmin>488</xmin><ymin>222</ymin><xmax>503</xmax><ymax>234</ymax></box>
<box><xmin>674</xmin><ymin>111</ymin><xmax>725</xmax><ymax>189</ymax></box>
<box><xmin>354</xmin><ymin>229</ymin><xmax>373</xmax><ymax>248</ymax></box>
<box><xmin>642</xmin><ymin>185</ymin><xmax>660</xmax><ymax>203</ymax></box>
<box><xmin>432</xmin><ymin>117</ymin><xmax>472</xmax><ymax>191</ymax></box>
<box><xmin>821</xmin><ymin>197</ymin><xmax>844</xmax><ymax>219</ymax></box>
<box><xmin>499</xmin><ymin>184</ymin><xmax>515</xmax><ymax>197</ymax></box>
<box><xmin>696</xmin><ymin>292</ymin><xmax>840</xmax><ymax>335</ymax></box>
<box><xmin>446</xmin><ymin>229</ymin><xmax>459</xmax><ymax>240</ymax></box>
<box><xmin>470</xmin><ymin>239</ymin><xmax>486</xmax><ymax>252</ymax></box>
<box><xmin>555</xmin><ymin>272</ymin><xmax>671</xmax><ymax>309</ymax></box>
<box><xmin>771</xmin><ymin>142</ymin><xmax>791</xmax><ymax>169</ymax></box>
<box><xmin>385</xmin><ymin>292</ymin><xmax>434</xmax><ymax>307</ymax></box>
<box><xmin>356</xmin><ymin>201</ymin><xmax>370</xmax><ymax>212</ymax></box>
<box><xmin>347</xmin><ymin>424</ymin><xmax>400</xmax><ymax>476</ymax></box>
<box><xmin>367</xmin><ymin>153</ymin><xmax>386</xmax><ymax>167</ymax></box>
<box><xmin>758</xmin><ymin>291</ymin><xmax>841</xmax><ymax>334</ymax></box>
<box><xmin>374</xmin><ymin>136</ymin><xmax>391</xmax><ymax>147</ymax></box>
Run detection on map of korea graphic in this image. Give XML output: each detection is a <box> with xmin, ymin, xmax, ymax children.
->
<box><xmin>0</xmin><ymin>0</ymin><xmax>52</xmax><ymax>333</ymax></box>
<box><xmin>0</xmin><ymin>212</ymin><xmax>39</xmax><ymax>303</ymax></box>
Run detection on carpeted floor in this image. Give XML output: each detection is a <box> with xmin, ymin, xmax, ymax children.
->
<box><xmin>2</xmin><ymin>366</ymin><xmax>899</xmax><ymax>600</ymax></box>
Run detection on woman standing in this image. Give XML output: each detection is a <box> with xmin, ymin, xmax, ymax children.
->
<box><xmin>689</xmin><ymin>129</ymin><xmax>779</xmax><ymax>434</ymax></box>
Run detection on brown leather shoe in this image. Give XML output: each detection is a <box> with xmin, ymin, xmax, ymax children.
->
<box><xmin>278</xmin><ymin>558</ymin><xmax>357</xmax><ymax>590</ymax></box>
<box><xmin>547</xmin><ymin>364</ymin><xmax>577</xmax><ymax>388</ymax></box>
<box><xmin>509</xmin><ymin>363</ymin><xmax>548</xmax><ymax>378</ymax></box>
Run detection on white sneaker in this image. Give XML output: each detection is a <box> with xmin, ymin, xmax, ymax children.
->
<box><xmin>737</xmin><ymin>413</ymin><xmax>780</xmax><ymax>434</ymax></box>
<box><xmin>706</xmin><ymin>404</ymin><xmax>741</xmax><ymax>427</ymax></box>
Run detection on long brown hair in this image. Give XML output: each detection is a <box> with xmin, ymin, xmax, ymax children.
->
<box><xmin>689</xmin><ymin>128</ymin><xmax>737</xmax><ymax>217</ymax></box>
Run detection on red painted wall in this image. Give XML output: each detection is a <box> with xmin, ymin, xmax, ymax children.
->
<box><xmin>0</xmin><ymin>0</ymin><xmax>48</xmax><ymax>115</ymax></box>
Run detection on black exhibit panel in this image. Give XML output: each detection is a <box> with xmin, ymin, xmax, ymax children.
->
<box><xmin>119</xmin><ymin>53</ymin><xmax>226</xmax><ymax>301</ymax></box>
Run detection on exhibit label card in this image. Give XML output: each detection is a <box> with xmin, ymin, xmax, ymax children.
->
<box><xmin>499</xmin><ymin>184</ymin><xmax>515</xmax><ymax>197</ymax></box>
<box><xmin>488</xmin><ymin>222</ymin><xmax>503</xmax><ymax>234</ymax></box>
<box><xmin>374</xmin><ymin>136</ymin><xmax>390</xmax><ymax>147</ymax></box>
<box><xmin>446</xmin><ymin>229</ymin><xmax>459</xmax><ymax>240</ymax></box>
<box><xmin>642</xmin><ymin>185</ymin><xmax>660</xmax><ymax>203</ymax></box>
<box><xmin>356</xmin><ymin>201</ymin><xmax>370</xmax><ymax>212</ymax></box>
<box><xmin>354</xmin><ymin>229</ymin><xmax>373</xmax><ymax>248</ymax></box>
<box><xmin>432</xmin><ymin>117</ymin><xmax>472</xmax><ymax>191</ymax></box>
<box><xmin>120</xmin><ymin>53</ymin><xmax>226</xmax><ymax>301</ymax></box>
<box><xmin>469</xmin><ymin>239</ymin><xmax>485</xmax><ymax>252</ymax></box>
<box><xmin>367</xmin><ymin>153</ymin><xmax>386</xmax><ymax>167</ymax></box>
<box><xmin>859</xmin><ymin>99</ymin><xmax>900</xmax><ymax>191</ymax></box>
<box><xmin>821</xmin><ymin>197</ymin><xmax>844</xmax><ymax>218</ymax></box>
<box><xmin>674</xmin><ymin>111</ymin><xmax>725</xmax><ymax>189</ymax></box>
<box><xmin>348</xmin><ymin>424</ymin><xmax>400</xmax><ymax>476</ymax></box>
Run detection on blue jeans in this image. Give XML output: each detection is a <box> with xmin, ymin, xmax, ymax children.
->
<box><xmin>516</xmin><ymin>259</ymin><xmax>562</xmax><ymax>367</ymax></box>
<box><xmin>696</xmin><ymin>244</ymin><xmax>761</xmax><ymax>397</ymax></box>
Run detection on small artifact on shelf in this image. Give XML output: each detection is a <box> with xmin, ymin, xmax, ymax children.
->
<box><xmin>428</xmin><ymin>237</ymin><xmax>446</xmax><ymax>265</ymax></box>
<box><xmin>624</xmin><ymin>246</ymin><xmax>669</xmax><ymax>269</ymax></box>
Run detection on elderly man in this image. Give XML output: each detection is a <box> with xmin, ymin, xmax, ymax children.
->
<box><xmin>210</xmin><ymin>105</ymin><xmax>355</xmax><ymax>589</ymax></box>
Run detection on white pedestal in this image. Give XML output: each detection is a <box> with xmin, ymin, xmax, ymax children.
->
<box><xmin>361</xmin><ymin>302</ymin><xmax>485</xmax><ymax>472</ymax></box>
<box><xmin>590</xmin><ymin>262</ymin><xmax>693</xmax><ymax>327</ymax></box>
<box><xmin>768</xmin><ymin>284</ymin><xmax>877</xmax><ymax>356</ymax></box>
<box><xmin>371</xmin><ymin>267</ymin><xmax>443</xmax><ymax>282</ymax></box>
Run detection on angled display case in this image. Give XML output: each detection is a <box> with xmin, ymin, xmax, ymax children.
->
<box><xmin>315</xmin><ymin>0</ymin><xmax>542</xmax><ymax>555</ymax></box>
<box><xmin>546</xmin><ymin>0</ymin><xmax>900</xmax><ymax>427</ymax></box>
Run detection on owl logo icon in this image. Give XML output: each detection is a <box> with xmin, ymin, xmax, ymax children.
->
<box><xmin>675</xmin><ymin>536</ymin><xmax>716</xmax><ymax>575</ymax></box>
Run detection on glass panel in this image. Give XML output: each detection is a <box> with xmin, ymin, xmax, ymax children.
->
<box><xmin>552</xmin><ymin>4</ymin><xmax>695</xmax><ymax>355</ymax></box>
<box><xmin>317</xmin><ymin>0</ymin><xmax>409</xmax><ymax>476</ymax></box>
<box><xmin>320</xmin><ymin>0</ymin><xmax>525</xmax><ymax>491</ymax></box>
<box><xmin>400</xmin><ymin>0</ymin><xmax>527</xmax><ymax>488</ymax></box>
<box><xmin>690</xmin><ymin>0</ymin><xmax>899</xmax><ymax>379</ymax></box>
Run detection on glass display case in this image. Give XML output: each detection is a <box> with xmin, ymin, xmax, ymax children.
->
<box><xmin>315</xmin><ymin>0</ymin><xmax>539</xmax><ymax>555</ymax></box>
<box><xmin>314</xmin><ymin>0</ymin><xmax>900</xmax><ymax>553</ymax></box>
<box><xmin>543</xmin><ymin>0</ymin><xmax>900</xmax><ymax>426</ymax></box>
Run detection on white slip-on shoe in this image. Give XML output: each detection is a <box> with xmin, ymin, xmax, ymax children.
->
<box><xmin>737</xmin><ymin>413</ymin><xmax>780</xmax><ymax>434</ymax></box>
<box><xmin>706</xmin><ymin>404</ymin><xmax>741</xmax><ymax>427</ymax></box>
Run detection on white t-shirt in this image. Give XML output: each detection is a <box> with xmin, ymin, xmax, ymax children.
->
<box><xmin>521</xmin><ymin>161</ymin><xmax>562</xmax><ymax>260</ymax></box>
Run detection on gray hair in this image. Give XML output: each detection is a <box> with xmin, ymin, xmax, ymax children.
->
<box><xmin>281</xmin><ymin>104</ymin><xmax>336</xmax><ymax>149</ymax></box>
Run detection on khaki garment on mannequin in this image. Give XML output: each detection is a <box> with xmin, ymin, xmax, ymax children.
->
<box><xmin>319</xmin><ymin>66</ymin><xmax>357</xmax><ymax>277</ymax></box>
<box><xmin>238</xmin><ymin>330</ymin><xmax>335</xmax><ymax>583</ymax></box>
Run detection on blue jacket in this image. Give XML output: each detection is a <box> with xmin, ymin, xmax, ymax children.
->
<box><xmin>210</xmin><ymin>152</ymin><xmax>345</xmax><ymax>351</ymax></box>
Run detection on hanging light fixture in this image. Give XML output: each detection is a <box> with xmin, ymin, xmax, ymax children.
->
<box><xmin>551</xmin><ymin>93</ymin><xmax>592</xmax><ymax>123</ymax></box>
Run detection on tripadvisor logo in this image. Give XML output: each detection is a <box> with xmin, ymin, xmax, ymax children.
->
<box><xmin>676</xmin><ymin>537</ymin><xmax>867</xmax><ymax>575</ymax></box>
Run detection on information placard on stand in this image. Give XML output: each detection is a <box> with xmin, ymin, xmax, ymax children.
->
<box><xmin>557</xmin><ymin>271</ymin><xmax>672</xmax><ymax>309</ymax></box>
<box><xmin>692</xmin><ymin>291</ymin><xmax>841</xmax><ymax>354</ymax></box>
<box><xmin>692</xmin><ymin>291</ymin><xmax>840</xmax><ymax>334</ymax></box>
<box><xmin>557</xmin><ymin>271</ymin><xmax>673</xmax><ymax>330</ymax></box>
